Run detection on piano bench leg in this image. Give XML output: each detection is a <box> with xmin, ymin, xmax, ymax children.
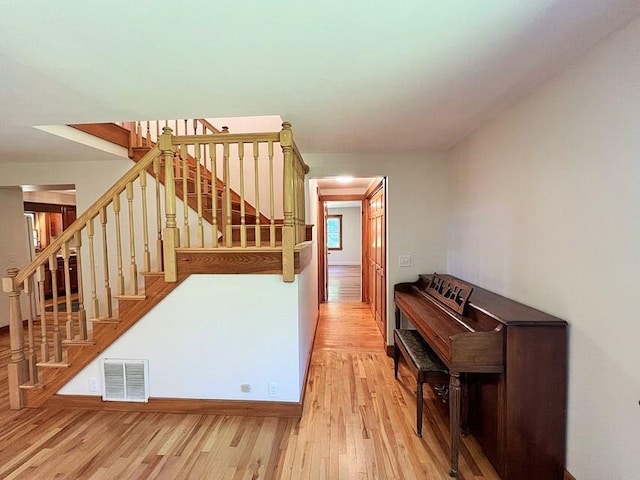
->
<box><xmin>416</xmin><ymin>381</ymin><xmax>423</xmax><ymax>437</ymax></box>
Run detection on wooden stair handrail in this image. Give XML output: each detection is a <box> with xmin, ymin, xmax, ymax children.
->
<box><xmin>171</xmin><ymin>132</ymin><xmax>281</xmax><ymax>144</ymax></box>
<box><xmin>196</xmin><ymin>118</ymin><xmax>222</xmax><ymax>134</ymax></box>
<box><xmin>15</xmin><ymin>146</ymin><xmax>162</xmax><ymax>286</ymax></box>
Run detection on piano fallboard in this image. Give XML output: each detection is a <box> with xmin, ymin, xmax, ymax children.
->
<box><xmin>394</xmin><ymin>287</ymin><xmax>504</xmax><ymax>373</ymax></box>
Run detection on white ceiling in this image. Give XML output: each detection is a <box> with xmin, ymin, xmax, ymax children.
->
<box><xmin>0</xmin><ymin>1</ymin><xmax>639</xmax><ymax>163</ymax></box>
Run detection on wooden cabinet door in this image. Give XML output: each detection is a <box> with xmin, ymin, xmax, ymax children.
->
<box><xmin>43</xmin><ymin>264</ymin><xmax>53</xmax><ymax>299</ymax></box>
<box><xmin>366</xmin><ymin>184</ymin><xmax>386</xmax><ymax>336</ymax></box>
<box><xmin>62</xmin><ymin>206</ymin><xmax>77</xmax><ymax>230</ymax></box>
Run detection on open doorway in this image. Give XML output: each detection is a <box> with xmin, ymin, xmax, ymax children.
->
<box><xmin>22</xmin><ymin>185</ymin><xmax>77</xmax><ymax>308</ymax></box>
<box><xmin>316</xmin><ymin>177</ymin><xmax>387</xmax><ymax>336</ymax></box>
<box><xmin>325</xmin><ymin>200</ymin><xmax>362</xmax><ymax>303</ymax></box>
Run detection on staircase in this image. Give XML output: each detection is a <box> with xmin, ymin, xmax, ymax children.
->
<box><xmin>74</xmin><ymin>119</ymin><xmax>271</xmax><ymax>242</ymax></box>
<box><xmin>3</xmin><ymin>122</ymin><xmax>311</xmax><ymax>410</ymax></box>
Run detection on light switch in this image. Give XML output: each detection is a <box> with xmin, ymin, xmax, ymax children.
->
<box><xmin>399</xmin><ymin>255</ymin><xmax>411</xmax><ymax>267</ymax></box>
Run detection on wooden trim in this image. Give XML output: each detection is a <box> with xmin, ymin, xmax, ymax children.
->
<box><xmin>178</xmin><ymin>249</ymin><xmax>283</xmax><ymax>275</ymax></box>
<box><xmin>317</xmin><ymin>195</ymin><xmax>326</xmax><ymax>303</ymax></box>
<box><xmin>46</xmin><ymin>394</ymin><xmax>302</xmax><ymax>417</ymax></box>
<box><xmin>176</xmin><ymin>242</ymin><xmax>314</xmax><ymax>276</ymax></box>
<box><xmin>361</xmin><ymin>199</ymin><xmax>367</xmax><ymax>302</ymax></box>
<box><xmin>69</xmin><ymin>123</ymin><xmax>130</xmax><ymax>149</ymax></box>
<box><xmin>296</xmin><ymin>241</ymin><xmax>314</xmax><ymax>272</ymax></box>
<box><xmin>24</xmin><ymin>202</ymin><xmax>66</xmax><ymax>213</ymax></box>
<box><xmin>385</xmin><ymin>344</ymin><xmax>394</xmax><ymax>357</ymax></box>
<box><xmin>326</xmin><ymin>214</ymin><xmax>343</xmax><ymax>250</ymax></box>
<box><xmin>319</xmin><ymin>194</ymin><xmax>364</xmax><ymax>202</ymax></box>
<box><xmin>173</xmin><ymin>132</ymin><xmax>281</xmax><ymax>144</ymax></box>
<box><xmin>299</xmin><ymin>310</ymin><xmax>320</xmax><ymax>407</ymax></box>
<box><xmin>564</xmin><ymin>469</ymin><xmax>577</xmax><ymax>480</ymax></box>
<box><xmin>197</xmin><ymin>118</ymin><xmax>221</xmax><ymax>134</ymax></box>
<box><xmin>364</xmin><ymin>178</ymin><xmax>384</xmax><ymax>199</ymax></box>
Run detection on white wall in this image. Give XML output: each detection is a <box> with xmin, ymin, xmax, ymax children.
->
<box><xmin>0</xmin><ymin>187</ymin><xmax>32</xmax><ymax>327</ymax></box>
<box><xmin>448</xmin><ymin>17</ymin><xmax>640</xmax><ymax>480</ymax></box>
<box><xmin>60</xmin><ymin>274</ymin><xmax>308</xmax><ymax>402</ymax></box>
<box><xmin>327</xmin><ymin>206</ymin><xmax>361</xmax><ymax>266</ymax></box>
<box><xmin>306</xmin><ymin>152</ymin><xmax>450</xmax><ymax>344</ymax></box>
<box><xmin>299</xmin><ymin>180</ymin><xmax>320</xmax><ymax>387</ymax></box>
<box><xmin>0</xmin><ymin>158</ymin><xmax>132</xmax><ymax>215</ymax></box>
<box><xmin>297</xmin><ymin>263</ymin><xmax>318</xmax><ymax>389</ymax></box>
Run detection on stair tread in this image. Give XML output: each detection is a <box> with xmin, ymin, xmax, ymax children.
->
<box><xmin>36</xmin><ymin>361</ymin><xmax>70</xmax><ymax>368</ymax></box>
<box><xmin>62</xmin><ymin>338</ymin><xmax>97</xmax><ymax>346</ymax></box>
<box><xmin>114</xmin><ymin>294</ymin><xmax>146</xmax><ymax>301</ymax></box>
<box><xmin>140</xmin><ymin>271</ymin><xmax>165</xmax><ymax>277</ymax></box>
<box><xmin>89</xmin><ymin>317</ymin><xmax>120</xmax><ymax>324</ymax></box>
<box><xmin>19</xmin><ymin>382</ymin><xmax>43</xmax><ymax>390</ymax></box>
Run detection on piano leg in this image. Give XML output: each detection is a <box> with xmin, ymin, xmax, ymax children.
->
<box><xmin>449</xmin><ymin>373</ymin><xmax>461</xmax><ymax>478</ymax></box>
<box><xmin>461</xmin><ymin>379</ymin><xmax>469</xmax><ymax>437</ymax></box>
<box><xmin>417</xmin><ymin>381</ymin><xmax>423</xmax><ymax>437</ymax></box>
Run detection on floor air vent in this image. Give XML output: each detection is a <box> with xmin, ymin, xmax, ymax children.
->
<box><xmin>101</xmin><ymin>359</ymin><xmax>149</xmax><ymax>402</ymax></box>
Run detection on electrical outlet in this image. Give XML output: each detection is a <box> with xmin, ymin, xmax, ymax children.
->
<box><xmin>241</xmin><ymin>384</ymin><xmax>251</xmax><ymax>393</ymax></box>
<box><xmin>89</xmin><ymin>377</ymin><xmax>99</xmax><ymax>393</ymax></box>
<box><xmin>268</xmin><ymin>382</ymin><xmax>278</xmax><ymax>397</ymax></box>
<box><xmin>399</xmin><ymin>255</ymin><xmax>411</xmax><ymax>267</ymax></box>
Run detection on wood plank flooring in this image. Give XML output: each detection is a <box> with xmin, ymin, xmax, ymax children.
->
<box><xmin>327</xmin><ymin>265</ymin><xmax>361</xmax><ymax>303</ymax></box>
<box><xmin>0</xmin><ymin>302</ymin><xmax>499</xmax><ymax>479</ymax></box>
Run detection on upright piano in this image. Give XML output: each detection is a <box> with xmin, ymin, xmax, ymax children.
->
<box><xmin>394</xmin><ymin>273</ymin><xmax>567</xmax><ymax>480</ymax></box>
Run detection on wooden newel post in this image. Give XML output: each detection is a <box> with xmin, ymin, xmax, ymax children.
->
<box><xmin>159</xmin><ymin>127</ymin><xmax>179</xmax><ymax>282</ymax></box>
<box><xmin>280</xmin><ymin>122</ymin><xmax>295</xmax><ymax>282</ymax></box>
<box><xmin>3</xmin><ymin>268</ymin><xmax>26</xmax><ymax>409</ymax></box>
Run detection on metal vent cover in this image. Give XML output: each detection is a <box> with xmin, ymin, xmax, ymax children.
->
<box><xmin>101</xmin><ymin>359</ymin><xmax>149</xmax><ymax>402</ymax></box>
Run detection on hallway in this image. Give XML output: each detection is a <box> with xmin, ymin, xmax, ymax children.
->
<box><xmin>278</xmin><ymin>302</ymin><xmax>499</xmax><ymax>479</ymax></box>
<box><xmin>0</xmin><ymin>302</ymin><xmax>498</xmax><ymax>479</ymax></box>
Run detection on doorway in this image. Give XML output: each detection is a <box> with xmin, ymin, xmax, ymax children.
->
<box><xmin>316</xmin><ymin>177</ymin><xmax>387</xmax><ymax>336</ymax></box>
<box><xmin>325</xmin><ymin>200</ymin><xmax>362</xmax><ymax>303</ymax></box>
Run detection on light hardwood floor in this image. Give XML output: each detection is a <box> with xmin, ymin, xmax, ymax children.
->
<box><xmin>0</xmin><ymin>301</ymin><xmax>499</xmax><ymax>479</ymax></box>
<box><xmin>327</xmin><ymin>265</ymin><xmax>362</xmax><ymax>303</ymax></box>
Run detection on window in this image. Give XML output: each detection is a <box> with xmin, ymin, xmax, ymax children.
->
<box><xmin>326</xmin><ymin>214</ymin><xmax>343</xmax><ymax>250</ymax></box>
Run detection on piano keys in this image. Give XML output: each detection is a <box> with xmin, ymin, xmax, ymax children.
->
<box><xmin>394</xmin><ymin>273</ymin><xmax>567</xmax><ymax>480</ymax></box>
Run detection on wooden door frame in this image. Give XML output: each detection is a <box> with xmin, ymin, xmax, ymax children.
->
<box><xmin>363</xmin><ymin>178</ymin><xmax>387</xmax><ymax>336</ymax></box>
<box><xmin>317</xmin><ymin>195</ymin><xmax>327</xmax><ymax>303</ymax></box>
<box><xmin>317</xmin><ymin>194</ymin><xmax>366</xmax><ymax>303</ymax></box>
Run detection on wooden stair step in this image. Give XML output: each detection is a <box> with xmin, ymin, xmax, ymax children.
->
<box><xmin>62</xmin><ymin>338</ymin><xmax>97</xmax><ymax>346</ymax></box>
<box><xmin>90</xmin><ymin>318</ymin><xmax>120</xmax><ymax>324</ymax></box>
<box><xmin>131</xmin><ymin>146</ymin><xmax>152</xmax><ymax>161</ymax></box>
<box><xmin>36</xmin><ymin>361</ymin><xmax>70</xmax><ymax>368</ymax></box>
<box><xmin>140</xmin><ymin>271</ymin><xmax>165</xmax><ymax>277</ymax></box>
<box><xmin>114</xmin><ymin>294</ymin><xmax>147</xmax><ymax>301</ymax></box>
<box><xmin>19</xmin><ymin>382</ymin><xmax>43</xmax><ymax>390</ymax></box>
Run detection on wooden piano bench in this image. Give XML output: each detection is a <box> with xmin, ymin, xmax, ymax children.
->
<box><xmin>393</xmin><ymin>329</ymin><xmax>449</xmax><ymax>437</ymax></box>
